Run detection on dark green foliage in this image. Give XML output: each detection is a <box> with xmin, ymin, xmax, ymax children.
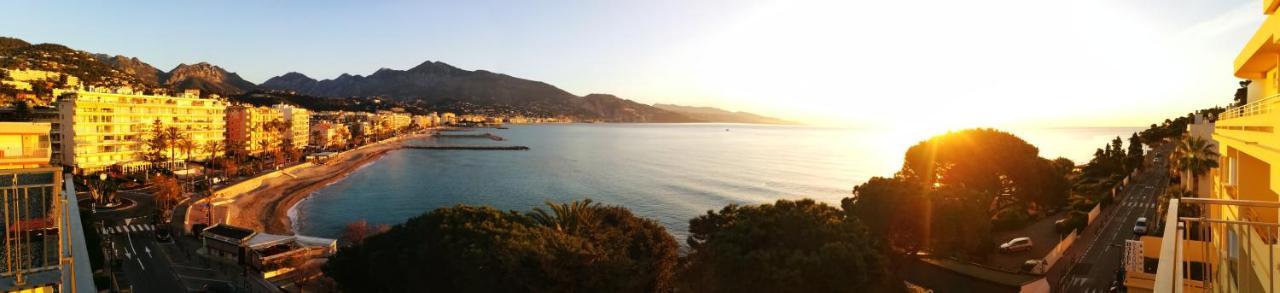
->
<box><xmin>926</xmin><ymin>187</ymin><xmax>995</xmax><ymax>258</ymax></box>
<box><xmin>1126</xmin><ymin>133</ymin><xmax>1145</xmax><ymax>172</ymax></box>
<box><xmin>1066</xmin><ymin>211</ymin><xmax>1089</xmax><ymax>234</ymax></box>
<box><xmin>901</xmin><ymin>128</ymin><xmax>1071</xmax><ymax>212</ymax></box>
<box><xmin>323</xmin><ymin>202</ymin><xmax>678</xmax><ymax>293</ymax></box>
<box><xmin>844</xmin><ymin>176</ymin><xmax>926</xmax><ymax>254</ymax></box>
<box><xmin>681</xmin><ymin>199</ymin><xmax>897</xmax><ymax>293</ymax></box>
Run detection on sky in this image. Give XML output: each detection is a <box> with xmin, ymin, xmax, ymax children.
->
<box><xmin>0</xmin><ymin>0</ymin><xmax>1264</xmax><ymax>130</ymax></box>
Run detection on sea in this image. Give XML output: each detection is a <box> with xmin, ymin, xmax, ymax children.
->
<box><xmin>290</xmin><ymin>124</ymin><xmax>1144</xmax><ymax>241</ymax></box>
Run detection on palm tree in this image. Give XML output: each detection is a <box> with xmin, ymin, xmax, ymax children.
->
<box><xmin>530</xmin><ymin>199</ymin><xmax>601</xmax><ymax>234</ymax></box>
<box><xmin>164</xmin><ymin>126</ymin><xmax>183</xmax><ymax>164</ymax></box>
<box><xmin>176</xmin><ymin>134</ymin><xmax>196</xmax><ymax>162</ymax></box>
<box><xmin>1176</xmin><ymin>136</ymin><xmax>1219</xmax><ymax>196</ymax></box>
<box><xmin>203</xmin><ymin>140</ymin><xmax>225</xmax><ymax>162</ymax></box>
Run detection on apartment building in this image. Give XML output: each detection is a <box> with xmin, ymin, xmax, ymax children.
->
<box><xmin>1135</xmin><ymin>1</ymin><xmax>1280</xmax><ymax>291</ymax></box>
<box><xmin>55</xmin><ymin>88</ymin><xmax>227</xmax><ymax>172</ymax></box>
<box><xmin>0</xmin><ymin>122</ymin><xmax>51</xmax><ymax>169</ymax></box>
<box><xmin>274</xmin><ymin>104</ymin><xmax>310</xmax><ymax>150</ymax></box>
<box><xmin>0</xmin><ymin>122</ymin><xmax>93</xmax><ymax>292</ymax></box>
<box><xmin>225</xmin><ymin>105</ymin><xmax>283</xmax><ymax>155</ymax></box>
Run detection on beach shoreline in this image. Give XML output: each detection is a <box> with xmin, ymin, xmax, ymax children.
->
<box><xmin>225</xmin><ymin>132</ymin><xmax>430</xmax><ymax>235</ymax></box>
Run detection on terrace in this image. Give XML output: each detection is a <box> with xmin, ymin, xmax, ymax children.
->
<box><xmin>1147</xmin><ymin>197</ymin><xmax>1280</xmax><ymax>292</ymax></box>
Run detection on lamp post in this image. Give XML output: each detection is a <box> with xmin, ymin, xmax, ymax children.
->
<box><xmin>98</xmin><ymin>172</ymin><xmax>108</xmax><ymax>208</ymax></box>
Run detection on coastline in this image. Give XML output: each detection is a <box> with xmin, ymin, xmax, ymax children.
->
<box><xmin>226</xmin><ymin>132</ymin><xmax>430</xmax><ymax>235</ymax></box>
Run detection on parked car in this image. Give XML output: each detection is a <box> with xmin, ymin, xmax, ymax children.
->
<box><xmin>999</xmin><ymin>237</ymin><xmax>1034</xmax><ymax>253</ymax></box>
<box><xmin>1134</xmin><ymin>217</ymin><xmax>1148</xmax><ymax>235</ymax></box>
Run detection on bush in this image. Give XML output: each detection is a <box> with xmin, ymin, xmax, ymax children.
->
<box><xmin>1098</xmin><ymin>193</ymin><xmax>1115</xmax><ymax>207</ymax></box>
<box><xmin>1067</xmin><ymin>211</ymin><xmax>1089</xmax><ymax>234</ymax></box>
<box><xmin>680</xmin><ymin>199</ymin><xmax>898</xmax><ymax>293</ymax></box>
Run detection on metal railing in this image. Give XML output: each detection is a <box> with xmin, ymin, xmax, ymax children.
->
<box><xmin>1223</xmin><ymin>94</ymin><xmax>1280</xmax><ymax>120</ymax></box>
<box><xmin>1154</xmin><ymin>197</ymin><xmax>1280</xmax><ymax>293</ymax></box>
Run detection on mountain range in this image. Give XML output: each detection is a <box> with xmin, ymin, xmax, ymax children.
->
<box><xmin>653</xmin><ymin>104</ymin><xmax>796</xmax><ymax>124</ymax></box>
<box><xmin>0</xmin><ymin>36</ymin><xmax>791</xmax><ymax>124</ymax></box>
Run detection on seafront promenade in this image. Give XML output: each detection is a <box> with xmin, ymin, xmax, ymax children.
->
<box><xmin>186</xmin><ymin>131</ymin><xmax>433</xmax><ymax>235</ymax></box>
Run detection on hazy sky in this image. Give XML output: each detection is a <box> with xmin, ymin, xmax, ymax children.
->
<box><xmin>2</xmin><ymin>0</ymin><xmax>1262</xmax><ymax>129</ymax></box>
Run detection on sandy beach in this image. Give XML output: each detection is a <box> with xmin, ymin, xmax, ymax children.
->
<box><xmin>225</xmin><ymin>133</ymin><xmax>429</xmax><ymax>234</ymax></box>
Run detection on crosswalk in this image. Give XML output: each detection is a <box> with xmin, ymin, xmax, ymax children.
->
<box><xmin>101</xmin><ymin>224</ymin><xmax>156</xmax><ymax>235</ymax></box>
<box><xmin>1123</xmin><ymin>201</ymin><xmax>1156</xmax><ymax>209</ymax></box>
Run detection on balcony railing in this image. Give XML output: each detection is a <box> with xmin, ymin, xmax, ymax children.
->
<box><xmin>1222</xmin><ymin>94</ymin><xmax>1280</xmax><ymax>120</ymax></box>
<box><xmin>1154</xmin><ymin>197</ymin><xmax>1280</xmax><ymax>293</ymax></box>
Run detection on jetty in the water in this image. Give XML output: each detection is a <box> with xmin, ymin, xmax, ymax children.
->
<box><xmin>405</xmin><ymin>145</ymin><xmax>529</xmax><ymax>151</ymax></box>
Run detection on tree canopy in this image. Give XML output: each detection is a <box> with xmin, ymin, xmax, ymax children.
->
<box><xmin>900</xmin><ymin>128</ymin><xmax>1068</xmax><ymax>211</ymax></box>
<box><xmin>680</xmin><ymin>199</ymin><xmax>896</xmax><ymax>293</ymax></box>
<box><xmin>843</xmin><ymin>176</ymin><xmax>926</xmax><ymax>254</ymax></box>
<box><xmin>323</xmin><ymin>200</ymin><xmax>678</xmax><ymax>293</ymax></box>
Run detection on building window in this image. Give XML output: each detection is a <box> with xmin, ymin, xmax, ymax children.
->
<box><xmin>1226</xmin><ymin>156</ymin><xmax>1238</xmax><ymax>187</ymax></box>
<box><xmin>1185</xmin><ymin>261</ymin><xmax>1206</xmax><ymax>282</ymax></box>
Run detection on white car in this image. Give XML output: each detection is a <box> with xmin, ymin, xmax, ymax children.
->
<box><xmin>1134</xmin><ymin>217</ymin><xmax>1149</xmax><ymax>235</ymax></box>
<box><xmin>1000</xmin><ymin>237</ymin><xmax>1034</xmax><ymax>253</ymax></box>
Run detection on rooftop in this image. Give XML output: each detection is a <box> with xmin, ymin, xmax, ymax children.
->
<box><xmin>202</xmin><ymin>224</ymin><xmax>255</xmax><ymax>241</ymax></box>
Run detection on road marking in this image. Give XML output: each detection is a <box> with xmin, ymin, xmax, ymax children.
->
<box><xmin>145</xmin><ymin>246</ymin><xmax>152</xmax><ymax>258</ymax></box>
<box><xmin>137</xmin><ymin>258</ymin><xmax>145</xmax><ymax>271</ymax></box>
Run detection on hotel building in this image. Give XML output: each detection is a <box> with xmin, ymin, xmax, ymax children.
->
<box><xmin>54</xmin><ymin>88</ymin><xmax>227</xmax><ymax>172</ymax></box>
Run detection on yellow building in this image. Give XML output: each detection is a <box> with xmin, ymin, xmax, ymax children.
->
<box><xmin>225</xmin><ymin>105</ymin><xmax>284</xmax><ymax>155</ymax></box>
<box><xmin>55</xmin><ymin>89</ymin><xmax>227</xmax><ymax>172</ymax></box>
<box><xmin>375</xmin><ymin>111</ymin><xmax>412</xmax><ymax>132</ymax></box>
<box><xmin>0</xmin><ymin>121</ymin><xmax>94</xmax><ymax>292</ymax></box>
<box><xmin>0</xmin><ymin>122</ymin><xmax>51</xmax><ymax>169</ymax></box>
<box><xmin>274</xmin><ymin>104</ymin><xmax>310</xmax><ymax>150</ymax></box>
<box><xmin>1144</xmin><ymin>1</ymin><xmax>1280</xmax><ymax>292</ymax></box>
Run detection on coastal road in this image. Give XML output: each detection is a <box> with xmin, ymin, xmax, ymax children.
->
<box><xmin>98</xmin><ymin>190</ymin><xmax>244</xmax><ymax>292</ymax></box>
<box><xmin>1059</xmin><ymin>144</ymin><xmax>1171</xmax><ymax>293</ymax></box>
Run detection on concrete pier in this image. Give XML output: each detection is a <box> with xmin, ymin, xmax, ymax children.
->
<box><xmin>432</xmin><ymin>132</ymin><xmax>505</xmax><ymax>141</ymax></box>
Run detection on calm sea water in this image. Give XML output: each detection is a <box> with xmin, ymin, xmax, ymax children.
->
<box><xmin>291</xmin><ymin>124</ymin><xmax>1143</xmax><ymax>240</ymax></box>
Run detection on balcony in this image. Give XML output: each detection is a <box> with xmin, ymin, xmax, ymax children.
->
<box><xmin>1222</xmin><ymin>94</ymin><xmax>1280</xmax><ymax>121</ymax></box>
